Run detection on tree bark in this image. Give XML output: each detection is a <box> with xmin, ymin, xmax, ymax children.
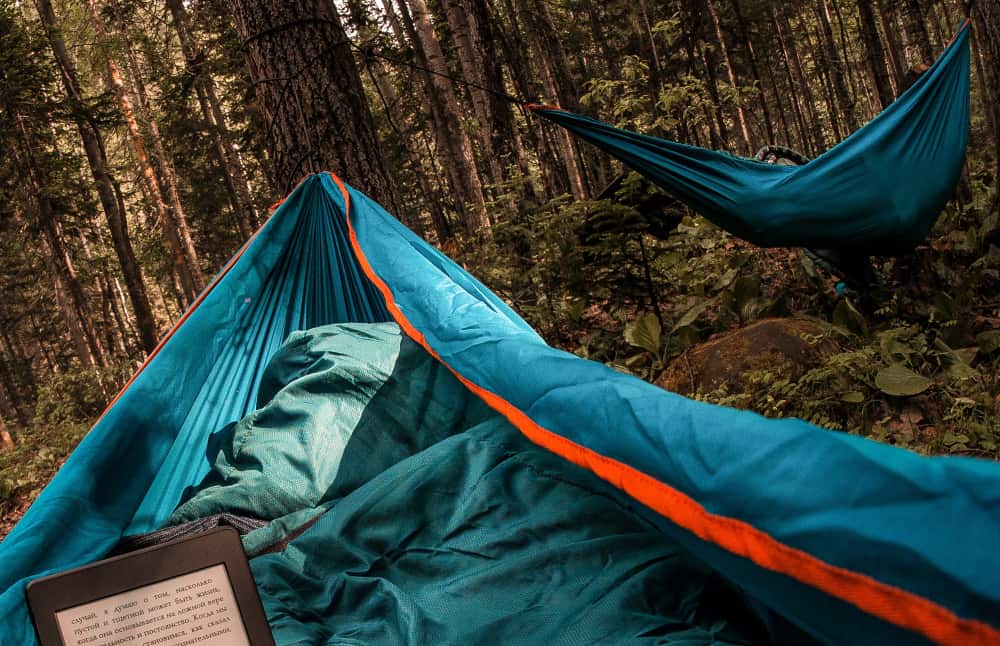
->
<box><xmin>815</xmin><ymin>0</ymin><xmax>857</xmax><ymax>131</ymax></box>
<box><xmin>899</xmin><ymin>0</ymin><xmax>935</xmax><ymax>66</ymax></box>
<box><xmin>227</xmin><ymin>0</ymin><xmax>402</xmax><ymax>215</ymax></box>
<box><xmin>972</xmin><ymin>0</ymin><xmax>1000</xmax><ymax>195</ymax></box>
<box><xmin>396</xmin><ymin>0</ymin><xmax>491</xmax><ymax>233</ymax></box>
<box><xmin>11</xmin><ymin>117</ymin><xmax>106</xmax><ymax>368</ymax></box>
<box><xmin>858</xmin><ymin>0</ymin><xmax>895</xmax><ymax>109</ymax></box>
<box><xmin>439</xmin><ymin>0</ymin><xmax>493</xmax><ymax>161</ymax></box>
<box><xmin>707</xmin><ymin>0</ymin><xmax>754</xmax><ymax>155</ymax></box>
<box><xmin>374</xmin><ymin>0</ymin><xmax>455</xmax><ymax>242</ymax></box>
<box><xmin>766</xmin><ymin>6</ymin><xmax>808</xmax><ymax>151</ymax></box>
<box><xmin>519</xmin><ymin>0</ymin><xmax>589</xmax><ymax>198</ymax></box>
<box><xmin>877</xmin><ymin>0</ymin><xmax>907</xmax><ymax>91</ymax></box>
<box><xmin>0</xmin><ymin>360</ymin><xmax>28</xmax><ymax>429</ymax></box>
<box><xmin>774</xmin><ymin>1</ymin><xmax>825</xmax><ymax>153</ymax></box>
<box><xmin>43</xmin><ymin>242</ymin><xmax>95</xmax><ymax>368</ymax></box>
<box><xmin>85</xmin><ymin>0</ymin><xmax>198</xmax><ymax>306</ymax></box>
<box><xmin>800</xmin><ymin>7</ymin><xmax>843</xmax><ymax>141</ymax></box>
<box><xmin>733</xmin><ymin>0</ymin><xmax>777</xmax><ymax>144</ymax></box>
<box><xmin>115</xmin><ymin>8</ymin><xmax>206</xmax><ymax>291</ymax></box>
<box><xmin>78</xmin><ymin>230</ymin><xmax>130</xmax><ymax>357</ymax></box>
<box><xmin>0</xmin><ymin>341</ymin><xmax>29</xmax><ymax>427</ymax></box>
<box><xmin>491</xmin><ymin>0</ymin><xmax>564</xmax><ymax>197</ymax></box>
<box><xmin>700</xmin><ymin>44</ymin><xmax>732</xmax><ymax>151</ymax></box>
<box><xmin>831</xmin><ymin>0</ymin><xmax>864</xmax><ymax>112</ymax></box>
<box><xmin>344</xmin><ymin>0</ymin><xmax>433</xmax><ymax>236</ymax></box>
<box><xmin>34</xmin><ymin>0</ymin><xmax>158</xmax><ymax>354</ymax></box>
<box><xmin>165</xmin><ymin>0</ymin><xmax>258</xmax><ymax>240</ymax></box>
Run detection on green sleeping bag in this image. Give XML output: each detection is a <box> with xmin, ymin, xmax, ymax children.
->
<box><xmin>172</xmin><ymin>323</ymin><xmax>772</xmax><ymax>644</ymax></box>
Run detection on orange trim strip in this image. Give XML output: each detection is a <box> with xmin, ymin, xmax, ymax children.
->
<box><xmin>269</xmin><ymin>174</ymin><xmax>312</xmax><ymax>213</ymax></box>
<box><xmin>90</xmin><ymin>219</ymin><xmax>266</xmax><ymax>429</ymax></box>
<box><xmin>946</xmin><ymin>18</ymin><xmax>972</xmax><ymax>47</ymax></box>
<box><xmin>329</xmin><ymin>171</ymin><xmax>1000</xmax><ymax>646</ymax></box>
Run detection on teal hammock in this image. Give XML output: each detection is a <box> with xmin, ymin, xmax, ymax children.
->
<box><xmin>529</xmin><ymin>22</ymin><xmax>971</xmax><ymax>254</ymax></box>
<box><xmin>1</xmin><ymin>173</ymin><xmax>998</xmax><ymax>645</ymax></box>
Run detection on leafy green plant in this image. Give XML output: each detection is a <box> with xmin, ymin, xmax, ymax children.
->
<box><xmin>33</xmin><ymin>364</ymin><xmax>128</xmax><ymax>427</ymax></box>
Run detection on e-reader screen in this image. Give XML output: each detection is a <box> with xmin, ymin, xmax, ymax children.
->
<box><xmin>27</xmin><ymin>527</ymin><xmax>274</xmax><ymax>646</ymax></box>
<box><xmin>53</xmin><ymin>563</ymin><xmax>250</xmax><ymax>646</ymax></box>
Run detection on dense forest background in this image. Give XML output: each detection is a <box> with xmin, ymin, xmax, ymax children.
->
<box><xmin>1</xmin><ymin>0</ymin><xmax>999</xmax><ymax>534</ymax></box>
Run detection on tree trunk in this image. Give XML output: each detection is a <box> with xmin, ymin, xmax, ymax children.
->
<box><xmin>464</xmin><ymin>0</ymin><xmax>536</xmax><ymax>274</ymax></box>
<box><xmin>376</xmin><ymin>0</ymin><xmax>457</xmax><ymax>242</ymax></box>
<box><xmin>13</xmin><ymin>117</ymin><xmax>106</xmax><ymax>368</ymax></box>
<box><xmin>831</xmin><ymin>0</ymin><xmax>864</xmax><ymax>111</ymax></box>
<box><xmin>43</xmin><ymin>243</ymin><xmax>95</xmax><ymax>368</ymax></box>
<box><xmin>0</xmin><ymin>342</ymin><xmax>28</xmax><ymax>428</ymax></box>
<box><xmin>439</xmin><ymin>0</ymin><xmax>493</xmax><ymax>162</ymax></box>
<box><xmin>632</xmin><ymin>0</ymin><xmax>666</xmax><ymax>122</ymax></box>
<box><xmin>0</xmin><ymin>354</ymin><xmax>28</xmax><ymax>429</ymax></box>
<box><xmin>491</xmin><ymin>0</ymin><xmax>563</xmax><ymax>197</ymax></box>
<box><xmin>584</xmin><ymin>0</ymin><xmax>618</xmax><ymax>79</ymax></box>
<box><xmin>519</xmin><ymin>0</ymin><xmax>589</xmax><ymax>198</ymax></box>
<box><xmin>972</xmin><ymin>0</ymin><xmax>1000</xmax><ymax>195</ymax></box>
<box><xmin>877</xmin><ymin>0</ymin><xmax>907</xmax><ymax>91</ymax></box>
<box><xmin>115</xmin><ymin>8</ymin><xmax>206</xmax><ymax>292</ymax></box>
<box><xmin>344</xmin><ymin>0</ymin><xmax>434</xmax><ymax>236</ymax></box>
<box><xmin>801</xmin><ymin>7</ymin><xmax>843</xmax><ymax>141</ymax></box>
<box><xmin>752</xmin><ymin>19</ymin><xmax>794</xmax><ymax>147</ymax></box>
<box><xmin>774</xmin><ymin>1</ymin><xmax>825</xmax><ymax>153</ymax></box>
<box><xmin>700</xmin><ymin>44</ymin><xmax>732</xmax><ymax>151</ymax></box>
<box><xmin>78</xmin><ymin>230</ymin><xmax>130</xmax><ymax>357</ymax></box>
<box><xmin>165</xmin><ymin>0</ymin><xmax>258</xmax><ymax>240</ymax></box>
<box><xmin>899</xmin><ymin>0</ymin><xmax>935</xmax><ymax>66</ymax></box>
<box><xmin>440</xmin><ymin>0</ymin><xmax>525</xmax><ymax>220</ymax></box>
<box><xmin>85</xmin><ymin>0</ymin><xmax>198</xmax><ymax>306</ymax></box>
<box><xmin>395</xmin><ymin>0</ymin><xmax>491</xmax><ymax>234</ymax></box>
<box><xmin>816</xmin><ymin>0</ymin><xmax>857</xmax><ymax>131</ymax></box>
<box><xmin>707</xmin><ymin>0</ymin><xmax>754</xmax><ymax>155</ymax></box>
<box><xmin>34</xmin><ymin>0</ymin><xmax>158</xmax><ymax>354</ymax></box>
<box><xmin>858</xmin><ymin>0</ymin><xmax>895</xmax><ymax>109</ymax></box>
<box><xmin>227</xmin><ymin>0</ymin><xmax>402</xmax><ymax>215</ymax></box>
<box><xmin>731</xmin><ymin>0</ymin><xmax>775</xmax><ymax>144</ymax></box>
<box><xmin>768</xmin><ymin>6</ymin><xmax>809</xmax><ymax>151</ymax></box>
<box><xmin>970</xmin><ymin>29</ymin><xmax>996</xmax><ymax>157</ymax></box>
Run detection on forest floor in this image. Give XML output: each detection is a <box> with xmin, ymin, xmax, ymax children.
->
<box><xmin>0</xmin><ymin>422</ymin><xmax>88</xmax><ymax>540</ymax></box>
<box><xmin>1</xmin><ymin>190</ymin><xmax>998</xmax><ymax>543</ymax></box>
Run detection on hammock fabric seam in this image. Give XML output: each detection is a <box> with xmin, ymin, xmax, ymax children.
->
<box><xmin>327</xmin><ymin>171</ymin><xmax>997</xmax><ymax>646</ymax></box>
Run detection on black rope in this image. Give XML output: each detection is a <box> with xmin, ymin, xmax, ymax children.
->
<box><xmin>362</xmin><ymin>58</ymin><xmax>405</xmax><ymax>141</ymax></box>
<box><xmin>243</xmin><ymin>34</ymin><xmax>356</xmax><ymax>191</ymax></box>
<box><xmin>241</xmin><ymin>17</ymin><xmax>342</xmax><ymax>50</ymax></box>
<box><xmin>347</xmin><ymin>41</ymin><xmax>529</xmax><ymax>107</ymax></box>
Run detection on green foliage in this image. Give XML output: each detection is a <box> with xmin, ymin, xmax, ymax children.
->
<box><xmin>875</xmin><ymin>364</ymin><xmax>933</xmax><ymax>397</ymax></box>
<box><xmin>0</xmin><ymin>420</ymin><xmax>89</xmax><ymax>530</ymax></box>
<box><xmin>33</xmin><ymin>365</ymin><xmax>125</xmax><ymax>427</ymax></box>
<box><xmin>463</xmin><ymin>165</ymin><xmax>1000</xmax><ymax>460</ymax></box>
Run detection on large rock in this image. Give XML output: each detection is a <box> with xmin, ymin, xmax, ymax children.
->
<box><xmin>657</xmin><ymin>318</ymin><xmax>837</xmax><ymax>394</ymax></box>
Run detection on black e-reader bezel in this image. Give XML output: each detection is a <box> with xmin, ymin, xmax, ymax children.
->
<box><xmin>26</xmin><ymin>526</ymin><xmax>275</xmax><ymax>646</ymax></box>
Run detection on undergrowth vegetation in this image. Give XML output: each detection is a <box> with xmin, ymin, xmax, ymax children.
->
<box><xmin>0</xmin><ymin>421</ymin><xmax>90</xmax><ymax>537</ymax></box>
<box><xmin>461</xmin><ymin>173</ymin><xmax>1000</xmax><ymax>458</ymax></box>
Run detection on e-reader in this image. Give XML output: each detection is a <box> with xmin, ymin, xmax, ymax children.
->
<box><xmin>26</xmin><ymin>526</ymin><xmax>275</xmax><ymax>646</ymax></box>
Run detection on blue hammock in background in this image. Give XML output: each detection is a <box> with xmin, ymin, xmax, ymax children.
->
<box><xmin>1</xmin><ymin>172</ymin><xmax>998</xmax><ymax>644</ymax></box>
<box><xmin>529</xmin><ymin>22</ymin><xmax>971</xmax><ymax>255</ymax></box>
